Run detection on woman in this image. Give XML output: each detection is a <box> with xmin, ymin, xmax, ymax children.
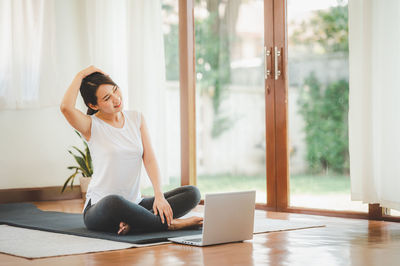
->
<box><xmin>60</xmin><ymin>65</ymin><xmax>203</xmax><ymax>235</ymax></box>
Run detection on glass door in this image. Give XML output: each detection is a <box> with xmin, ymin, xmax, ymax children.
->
<box><xmin>194</xmin><ymin>0</ymin><xmax>267</xmax><ymax>203</ymax></box>
<box><xmin>286</xmin><ymin>0</ymin><xmax>367</xmax><ymax>212</ymax></box>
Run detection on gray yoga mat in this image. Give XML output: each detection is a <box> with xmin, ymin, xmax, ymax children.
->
<box><xmin>0</xmin><ymin>202</ymin><xmax>202</xmax><ymax>244</ymax></box>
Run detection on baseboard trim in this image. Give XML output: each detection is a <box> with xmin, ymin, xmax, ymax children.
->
<box><xmin>0</xmin><ymin>186</ymin><xmax>82</xmax><ymax>203</ymax></box>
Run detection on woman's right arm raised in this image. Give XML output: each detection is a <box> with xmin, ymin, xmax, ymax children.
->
<box><xmin>60</xmin><ymin>66</ymin><xmax>106</xmax><ymax>139</ymax></box>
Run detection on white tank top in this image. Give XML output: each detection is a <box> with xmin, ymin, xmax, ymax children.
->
<box><xmin>82</xmin><ymin>109</ymin><xmax>143</xmax><ymax>213</ymax></box>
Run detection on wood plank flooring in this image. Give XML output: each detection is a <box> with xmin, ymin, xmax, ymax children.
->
<box><xmin>1</xmin><ymin>199</ymin><xmax>400</xmax><ymax>266</ymax></box>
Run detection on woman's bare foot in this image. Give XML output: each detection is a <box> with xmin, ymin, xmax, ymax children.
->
<box><xmin>118</xmin><ymin>221</ymin><xmax>131</xmax><ymax>235</ymax></box>
<box><xmin>168</xmin><ymin>216</ymin><xmax>203</xmax><ymax>231</ymax></box>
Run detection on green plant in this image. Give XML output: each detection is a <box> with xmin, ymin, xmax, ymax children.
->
<box><xmin>163</xmin><ymin>3</ymin><xmax>240</xmax><ymax>138</ymax></box>
<box><xmin>61</xmin><ymin>130</ymin><xmax>93</xmax><ymax>193</ymax></box>
<box><xmin>290</xmin><ymin>1</ymin><xmax>348</xmax><ymax>54</ymax></box>
<box><xmin>195</xmin><ymin>12</ymin><xmax>234</xmax><ymax>138</ymax></box>
<box><xmin>298</xmin><ymin>73</ymin><xmax>349</xmax><ymax>174</ymax></box>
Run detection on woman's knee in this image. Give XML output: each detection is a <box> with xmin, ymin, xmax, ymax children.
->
<box><xmin>183</xmin><ymin>185</ymin><xmax>201</xmax><ymax>206</ymax></box>
<box><xmin>93</xmin><ymin>194</ymin><xmax>128</xmax><ymax>217</ymax></box>
<box><xmin>84</xmin><ymin>195</ymin><xmax>125</xmax><ymax>231</ymax></box>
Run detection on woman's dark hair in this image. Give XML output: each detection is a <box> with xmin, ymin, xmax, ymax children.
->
<box><xmin>79</xmin><ymin>72</ymin><xmax>117</xmax><ymax>115</ymax></box>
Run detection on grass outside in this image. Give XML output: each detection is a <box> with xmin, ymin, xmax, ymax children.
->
<box><xmin>141</xmin><ymin>174</ymin><xmax>351</xmax><ymax>196</ymax></box>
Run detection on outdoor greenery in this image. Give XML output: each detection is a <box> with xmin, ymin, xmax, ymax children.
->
<box><xmin>61</xmin><ymin>130</ymin><xmax>93</xmax><ymax>193</ymax></box>
<box><xmin>195</xmin><ymin>13</ymin><xmax>233</xmax><ymax>138</ymax></box>
<box><xmin>163</xmin><ymin>2</ymin><xmax>235</xmax><ymax>138</ymax></box>
<box><xmin>298</xmin><ymin>74</ymin><xmax>349</xmax><ymax>174</ymax></box>
<box><xmin>291</xmin><ymin>2</ymin><xmax>350</xmax><ymax>174</ymax></box>
<box><xmin>290</xmin><ymin>1</ymin><xmax>348</xmax><ymax>54</ymax></box>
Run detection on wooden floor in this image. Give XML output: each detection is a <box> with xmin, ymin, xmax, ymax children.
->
<box><xmin>2</xmin><ymin>199</ymin><xmax>400</xmax><ymax>266</ymax></box>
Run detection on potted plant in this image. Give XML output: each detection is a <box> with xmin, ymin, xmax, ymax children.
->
<box><xmin>61</xmin><ymin>130</ymin><xmax>93</xmax><ymax>200</ymax></box>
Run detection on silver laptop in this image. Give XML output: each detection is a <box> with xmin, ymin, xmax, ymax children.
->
<box><xmin>168</xmin><ymin>190</ymin><xmax>256</xmax><ymax>246</ymax></box>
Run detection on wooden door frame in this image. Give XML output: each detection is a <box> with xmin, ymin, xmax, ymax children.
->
<box><xmin>272</xmin><ymin>0</ymin><xmax>370</xmax><ymax>218</ymax></box>
<box><xmin>265</xmin><ymin>0</ymin><xmax>277</xmax><ymax>210</ymax></box>
<box><xmin>271</xmin><ymin>0</ymin><xmax>395</xmax><ymax>221</ymax></box>
<box><xmin>179</xmin><ymin>0</ymin><xmax>197</xmax><ymax>186</ymax></box>
<box><xmin>272</xmin><ymin>0</ymin><xmax>289</xmax><ymax>211</ymax></box>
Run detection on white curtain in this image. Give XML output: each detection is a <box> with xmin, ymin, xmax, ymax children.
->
<box><xmin>349</xmin><ymin>0</ymin><xmax>400</xmax><ymax>210</ymax></box>
<box><xmin>84</xmin><ymin>0</ymin><xmax>168</xmax><ymax>186</ymax></box>
<box><xmin>0</xmin><ymin>0</ymin><xmax>59</xmax><ymax>109</ymax></box>
<box><xmin>1</xmin><ymin>0</ymin><xmax>169</xmax><ymax>185</ymax></box>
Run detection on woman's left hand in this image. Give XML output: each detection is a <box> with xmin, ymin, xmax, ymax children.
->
<box><xmin>153</xmin><ymin>195</ymin><xmax>173</xmax><ymax>226</ymax></box>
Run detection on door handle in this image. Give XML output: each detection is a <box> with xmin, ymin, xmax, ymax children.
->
<box><xmin>264</xmin><ymin>46</ymin><xmax>271</xmax><ymax>79</ymax></box>
<box><xmin>274</xmin><ymin>46</ymin><xmax>281</xmax><ymax>80</ymax></box>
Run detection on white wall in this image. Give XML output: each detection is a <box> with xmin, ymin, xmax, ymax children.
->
<box><xmin>0</xmin><ymin>0</ymin><xmax>90</xmax><ymax>189</ymax></box>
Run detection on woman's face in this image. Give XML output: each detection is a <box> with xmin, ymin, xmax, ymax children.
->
<box><xmin>90</xmin><ymin>84</ymin><xmax>123</xmax><ymax>114</ymax></box>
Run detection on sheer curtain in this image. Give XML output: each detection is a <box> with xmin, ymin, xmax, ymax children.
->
<box><xmin>2</xmin><ymin>0</ymin><xmax>169</xmax><ymax>186</ymax></box>
<box><xmin>348</xmin><ymin>0</ymin><xmax>400</xmax><ymax>210</ymax></box>
<box><xmin>84</xmin><ymin>0</ymin><xmax>168</xmax><ymax>186</ymax></box>
<box><xmin>0</xmin><ymin>0</ymin><xmax>58</xmax><ymax>109</ymax></box>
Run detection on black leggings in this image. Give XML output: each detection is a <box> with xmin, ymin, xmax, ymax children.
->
<box><xmin>83</xmin><ymin>185</ymin><xmax>201</xmax><ymax>234</ymax></box>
